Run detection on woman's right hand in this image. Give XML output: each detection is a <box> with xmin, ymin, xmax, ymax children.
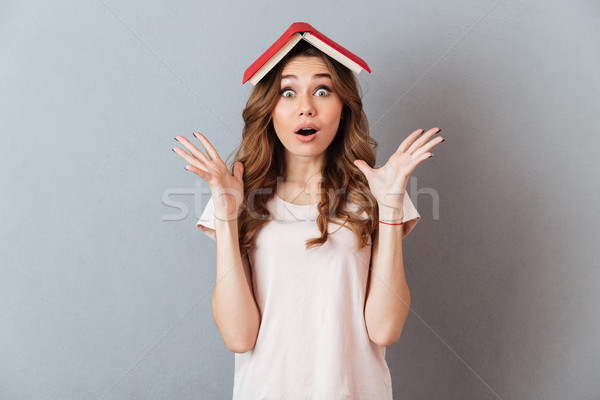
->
<box><xmin>173</xmin><ymin>132</ymin><xmax>245</xmax><ymax>223</ymax></box>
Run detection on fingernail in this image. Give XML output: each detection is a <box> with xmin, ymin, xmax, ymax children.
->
<box><xmin>429</xmin><ymin>154</ymin><xmax>434</xmax><ymax>158</ymax></box>
<box><xmin>172</xmin><ymin>148</ymin><xmax>176</xmax><ymax>152</ymax></box>
<box><xmin>437</xmin><ymin>129</ymin><xmax>442</xmax><ymax>133</ymax></box>
<box><xmin>441</xmin><ymin>139</ymin><xmax>445</xmax><ymax>143</ymax></box>
<box><xmin>174</xmin><ymin>137</ymin><xmax>179</xmax><ymax>142</ymax></box>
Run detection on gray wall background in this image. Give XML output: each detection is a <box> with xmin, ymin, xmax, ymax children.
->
<box><xmin>1</xmin><ymin>0</ymin><xmax>599</xmax><ymax>399</ymax></box>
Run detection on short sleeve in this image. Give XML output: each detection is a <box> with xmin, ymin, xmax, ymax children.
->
<box><xmin>400</xmin><ymin>191</ymin><xmax>420</xmax><ymax>239</ymax></box>
<box><xmin>196</xmin><ymin>196</ymin><xmax>216</xmax><ymax>241</ymax></box>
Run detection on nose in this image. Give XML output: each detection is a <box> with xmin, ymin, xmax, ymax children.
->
<box><xmin>298</xmin><ymin>94</ymin><xmax>315</xmax><ymax>117</ymax></box>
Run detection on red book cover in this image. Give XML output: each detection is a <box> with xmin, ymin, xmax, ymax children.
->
<box><xmin>243</xmin><ymin>22</ymin><xmax>371</xmax><ymax>85</ymax></box>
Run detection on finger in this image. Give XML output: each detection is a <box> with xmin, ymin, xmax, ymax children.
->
<box><xmin>398</xmin><ymin>128</ymin><xmax>425</xmax><ymax>152</ymax></box>
<box><xmin>411</xmin><ymin>135</ymin><xmax>444</xmax><ymax>159</ymax></box>
<box><xmin>192</xmin><ymin>132</ymin><xmax>222</xmax><ymax>163</ymax></box>
<box><xmin>173</xmin><ymin>146</ymin><xmax>209</xmax><ymax>173</ymax></box>
<box><xmin>175</xmin><ymin>135</ymin><xmax>212</xmax><ymax>164</ymax></box>
<box><xmin>409</xmin><ymin>151</ymin><xmax>434</xmax><ymax>171</ymax></box>
<box><xmin>407</xmin><ymin>127</ymin><xmax>440</xmax><ymax>154</ymax></box>
<box><xmin>184</xmin><ymin>164</ymin><xmax>212</xmax><ymax>182</ymax></box>
<box><xmin>354</xmin><ymin>160</ymin><xmax>372</xmax><ymax>177</ymax></box>
<box><xmin>233</xmin><ymin>161</ymin><xmax>244</xmax><ymax>181</ymax></box>
<box><xmin>407</xmin><ymin>127</ymin><xmax>441</xmax><ymax>154</ymax></box>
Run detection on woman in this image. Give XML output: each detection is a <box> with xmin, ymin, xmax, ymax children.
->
<box><xmin>173</xmin><ymin>37</ymin><xmax>443</xmax><ymax>399</ymax></box>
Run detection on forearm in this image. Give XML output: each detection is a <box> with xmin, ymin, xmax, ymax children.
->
<box><xmin>212</xmin><ymin>218</ymin><xmax>260</xmax><ymax>353</ymax></box>
<box><xmin>364</xmin><ymin>207</ymin><xmax>411</xmax><ymax>346</ymax></box>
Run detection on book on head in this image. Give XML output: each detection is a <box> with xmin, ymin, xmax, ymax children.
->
<box><xmin>243</xmin><ymin>22</ymin><xmax>371</xmax><ymax>85</ymax></box>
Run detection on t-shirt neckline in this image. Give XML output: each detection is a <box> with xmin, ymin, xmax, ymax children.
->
<box><xmin>273</xmin><ymin>192</ymin><xmax>319</xmax><ymax>208</ymax></box>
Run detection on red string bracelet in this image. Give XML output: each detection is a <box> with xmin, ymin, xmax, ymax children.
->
<box><xmin>378</xmin><ymin>220</ymin><xmax>404</xmax><ymax>226</ymax></box>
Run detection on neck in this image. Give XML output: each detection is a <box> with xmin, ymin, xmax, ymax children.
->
<box><xmin>280</xmin><ymin>153</ymin><xmax>326</xmax><ymax>194</ymax></box>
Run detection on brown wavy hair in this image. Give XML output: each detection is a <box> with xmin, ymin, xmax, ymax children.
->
<box><xmin>224</xmin><ymin>40</ymin><xmax>380</xmax><ymax>253</ymax></box>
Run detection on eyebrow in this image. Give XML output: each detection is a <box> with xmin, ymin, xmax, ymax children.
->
<box><xmin>281</xmin><ymin>73</ymin><xmax>332</xmax><ymax>80</ymax></box>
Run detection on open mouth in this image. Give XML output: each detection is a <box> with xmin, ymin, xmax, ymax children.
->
<box><xmin>296</xmin><ymin>128</ymin><xmax>318</xmax><ymax>136</ymax></box>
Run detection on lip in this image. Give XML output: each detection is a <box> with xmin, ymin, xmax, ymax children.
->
<box><xmin>294</xmin><ymin>123</ymin><xmax>321</xmax><ymax>134</ymax></box>
<box><xmin>294</xmin><ymin>130</ymin><xmax>319</xmax><ymax>142</ymax></box>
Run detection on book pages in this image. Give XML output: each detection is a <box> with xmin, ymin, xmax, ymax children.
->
<box><xmin>302</xmin><ymin>32</ymin><xmax>363</xmax><ymax>74</ymax></box>
<box><xmin>249</xmin><ymin>33</ymin><xmax>304</xmax><ymax>85</ymax></box>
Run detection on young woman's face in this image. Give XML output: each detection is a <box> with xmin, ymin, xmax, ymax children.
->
<box><xmin>272</xmin><ymin>56</ymin><xmax>344</xmax><ymax>159</ymax></box>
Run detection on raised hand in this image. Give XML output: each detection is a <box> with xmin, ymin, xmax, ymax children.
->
<box><xmin>173</xmin><ymin>132</ymin><xmax>245</xmax><ymax>222</ymax></box>
<box><xmin>353</xmin><ymin>127</ymin><xmax>444</xmax><ymax>212</ymax></box>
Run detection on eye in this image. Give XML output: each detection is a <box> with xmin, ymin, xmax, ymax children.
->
<box><xmin>316</xmin><ymin>86</ymin><xmax>332</xmax><ymax>97</ymax></box>
<box><xmin>280</xmin><ymin>88</ymin><xmax>294</xmax><ymax>98</ymax></box>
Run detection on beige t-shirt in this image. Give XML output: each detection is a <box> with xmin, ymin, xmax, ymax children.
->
<box><xmin>197</xmin><ymin>192</ymin><xmax>420</xmax><ymax>399</ymax></box>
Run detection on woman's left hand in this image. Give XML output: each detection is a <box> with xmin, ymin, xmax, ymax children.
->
<box><xmin>354</xmin><ymin>127</ymin><xmax>444</xmax><ymax>212</ymax></box>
